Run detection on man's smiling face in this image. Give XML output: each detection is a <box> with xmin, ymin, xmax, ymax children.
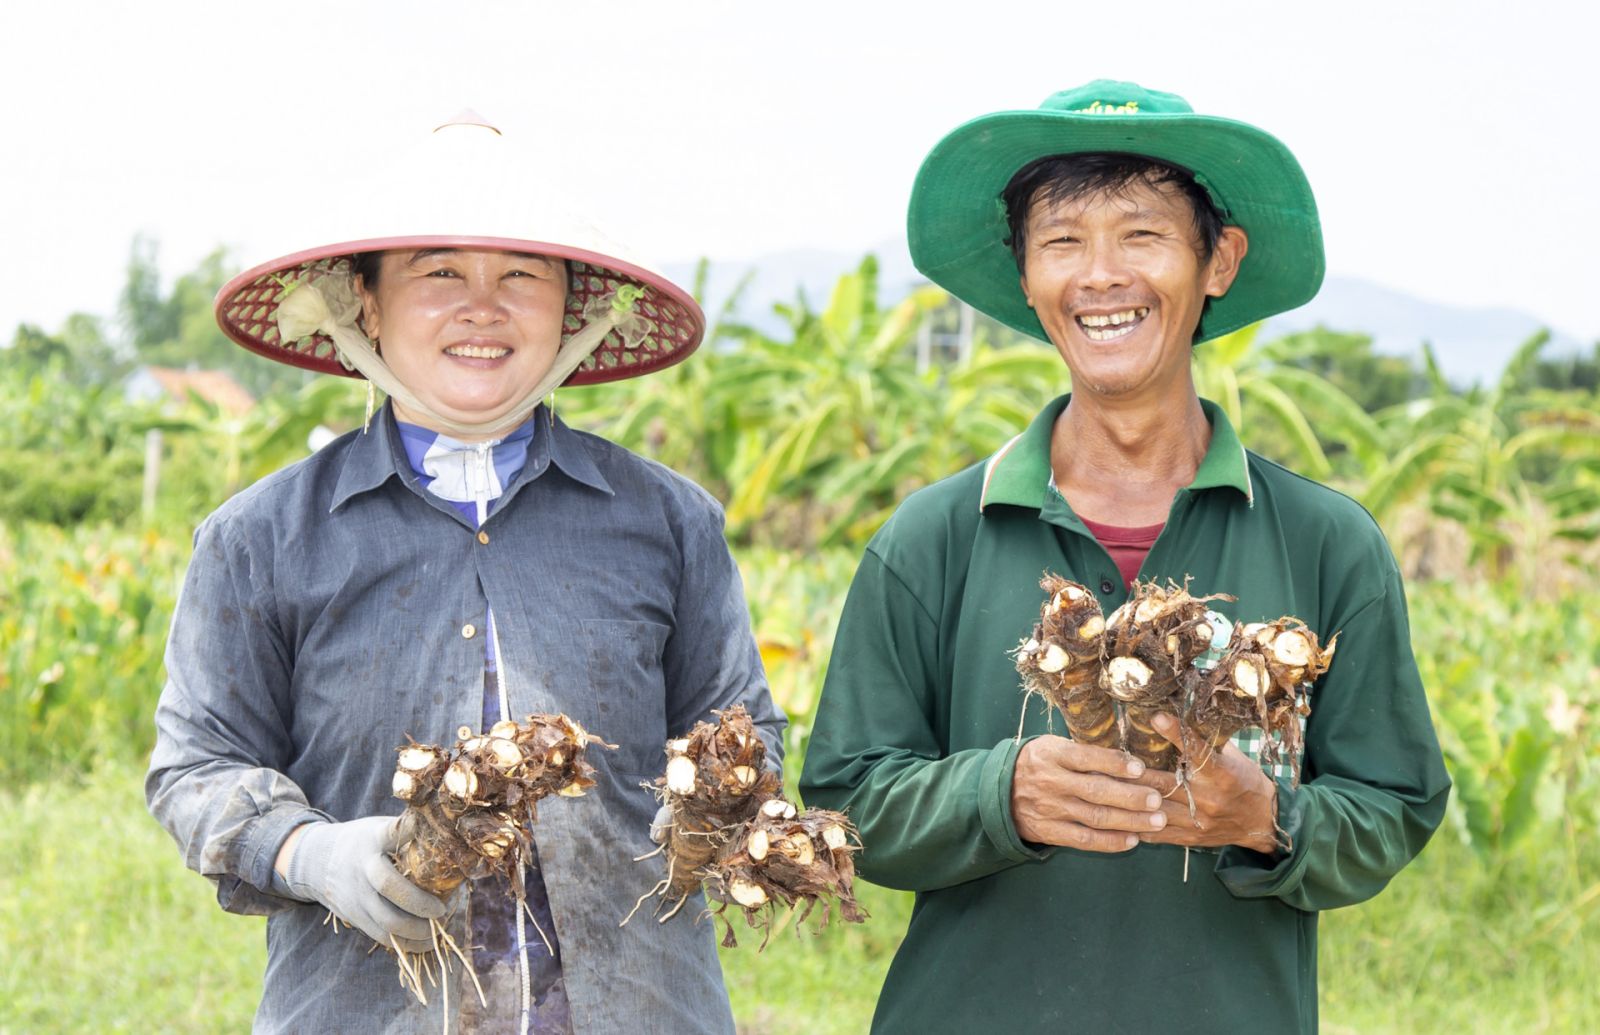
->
<box><xmin>1018</xmin><ymin>175</ymin><xmax>1247</xmax><ymax>399</ymax></box>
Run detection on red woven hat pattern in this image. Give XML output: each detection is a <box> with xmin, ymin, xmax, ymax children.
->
<box><xmin>217</xmin><ymin>253</ymin><xmax>702</xmax><ymax>387</ymax></box>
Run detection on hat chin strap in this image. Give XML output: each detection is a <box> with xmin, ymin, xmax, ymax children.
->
<box><xmin>334</xmin><ymin>313</ymin><xmax>618</xmax><ymax>437</ymax></box>
<box><xmin>276</xmin><ymin>273</ymin><xmax>634</xmax><ymax>438</ymax></box>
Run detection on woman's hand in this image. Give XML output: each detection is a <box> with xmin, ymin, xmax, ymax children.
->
<box><xmin>277</xmin><ymin>817</ymin><xmax>449</xmax><ymax>953</ymax></box>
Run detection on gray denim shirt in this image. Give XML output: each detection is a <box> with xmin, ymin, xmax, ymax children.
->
<box><xmin>146</xmin><ymin>406</ymin><xmax>785</xmax><ymax>1034</ymax></box>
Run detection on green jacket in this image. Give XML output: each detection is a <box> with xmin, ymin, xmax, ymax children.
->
<box><xmin>800</xmin><ymin>395</ymin><xmax>1450</xmax><ymax>1034</ymax></box>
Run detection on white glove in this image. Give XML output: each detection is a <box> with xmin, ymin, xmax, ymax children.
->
<box><xmin>282</xmin><ymin>816</ymin><xmax>447</xmax><ymax>954</ymax></box>
<box><xmin>649</xmin><ymin>804</ymin><xmax>673</xmax><ymax>845</ymax></box>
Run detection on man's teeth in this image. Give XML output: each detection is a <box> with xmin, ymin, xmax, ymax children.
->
<box><xmin>1078</xmin><ymin>307</ymin><xmax>1148</xmax><ymax>328</ymax></box>
<box><xmin>446</xmin><ymin>344</ymin><xmax>510</xmax><ymax>359</ymax></box>
<box><xmin>1077</xmin><ymin>307</ymin><xmax>1149</xmax><ymax>341</ymax></box>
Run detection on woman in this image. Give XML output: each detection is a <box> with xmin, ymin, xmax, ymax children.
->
<box><xmin>146</xmin><ymin>114</ymin><xmax>784</xmax><ymax>1034</ymax></box>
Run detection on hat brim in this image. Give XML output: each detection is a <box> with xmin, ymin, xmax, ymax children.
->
<box><xmin>907</xmin><ymin>110</ymin><xmax>1324</xmax><ymax>344</ymax></box>
<box><xmin>215</xmin><ymin>235</ymin><xmax>705</xmax><ymax>385</ymax></box>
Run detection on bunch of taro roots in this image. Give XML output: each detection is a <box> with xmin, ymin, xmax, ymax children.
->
<box><xmin>1015</xmin><ymin>575</ymin><xmax>1337</xmax><ymax>783</ymax></box>
<box><xmin>627</xmin><ymin>705</ymin><xmax>866</xmax><ymax>948</ymax></box>
<box><xmin>380</xmin><ymin>714</ymin><xmax>610</xmax><ymax>1009</ymax></box>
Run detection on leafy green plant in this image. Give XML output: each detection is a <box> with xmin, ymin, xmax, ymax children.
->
<box><xmin>566</xmin><ymin>255</ymin><xmax>1066</xmax><ymax>550</ymax></box>
<box><xmin>1364</xmin><ymin>333</ymin><xmax>1600</xmax><ymax>584</ymax></box>
<box><xmin>560</xmin><ymin>259</ymin><xmax>757</xmax><ymax>505</ymax></box>
<box><xmin>0</xmin><ymin>360</ymin><xmax>155</xmax><ymax>524</ymax></box>
<box><xmin>734</xmin><ymin>546</ymin><xmax>856</xmax><ymax>762</ymax></box>
<box><xmin>1410</xmin><ymin>578</ymin><xmax>1600</xmax><ymax>859</ymax></box>
<box><xmin>0</xmin><ymin>522</ymin><xmax>186</xmax><ymax>781</ymax></box>
<box><xmin>1192</xmin><ymin>324</ymin><xmax>1386</xmax><ymax>486</ymax></box>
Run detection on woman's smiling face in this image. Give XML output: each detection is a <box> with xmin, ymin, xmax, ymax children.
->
<box><xmin>357</xmin><ymin>248</ymin><xmax>568</xmax><ymax>436</ymax></box>
<box><xmin>1018</xmin><ymin>176</ymin><xmax>1247</xmax><ymax>400</ymax></box>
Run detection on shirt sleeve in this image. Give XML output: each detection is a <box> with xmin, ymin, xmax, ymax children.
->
<box><xmin>800</xmin><ymin>549</ymin><xmax>1050</xmax><ymax>892</ymax></box>
<box><xmin>144</xmin><ymin>513</ymin><xmax>331</xmax><ymax>916</ymax></box>
<box><xmin>1213</xmin><ymin>563</ymin><xmax>1451</xmax><ymax>910</ymax></box>
<box><xmin>660</xmin><ymin>495</ymin><xmax>788</xmax><ymax>769</ymax></box>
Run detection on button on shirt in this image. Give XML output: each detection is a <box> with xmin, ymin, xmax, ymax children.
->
<box><xmin>397</xmin><ymin>416</ymin><xmax>568</xmax><ymax>1032</ymax></box>
<box><xmin>1077</xmin><ymin>512</ymin><xmax>1163</xmax><ymax>590</ymax></box>
<box><xmin>800</xmin><ymin>394</ymin><xmax>1450</xmax><ymax>1035</ymax></box>
<box><xmin>147</xmin><ymin>404</ymin><xmax>785</xmax><ymax>1034</ymax></box>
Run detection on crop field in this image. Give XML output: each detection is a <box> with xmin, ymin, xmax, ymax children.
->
<box><xmin>5</xmin><ymin>257</ymin><xmax>1598</xmax><ymax>1031</ymax></box>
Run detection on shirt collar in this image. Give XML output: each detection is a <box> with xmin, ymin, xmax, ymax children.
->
<box><xmin>396</xmin><ymin>419</ymin><xmax>536</xmax><ymax>504</ymax></box>
<box><xmin>542</xmin><ymin>410</ymin><xmax>613</xmax><ymax>496</ymax></box>
<box><xmin>978</xmin><ymin>396</ymin><xmax>1062</xmax><ymax>512</ymax></box>
<box><xmin>978</xmin><ymin>394</ymin><xmax>1253</xmax><ymax>513</ymax></box>
<box><xmin>330</xmin><ymin>403</ymin><xmax>613</xmax><ymax>513</ymax></box>
<box><xmin>1186</xmin><ymin>398</ymin><xmax>1254</xmax><ymax>502</ymax></box>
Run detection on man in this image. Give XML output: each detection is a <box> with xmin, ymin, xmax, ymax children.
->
<box><xmin>799</xmin><ymin>81</ymin><xmax>1449</xmax><ymax>1033</ymax></box>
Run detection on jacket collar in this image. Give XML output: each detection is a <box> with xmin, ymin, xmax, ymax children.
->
<box><xmin>979</xmin><ymin>394</ymin><xmax>1253</xmax><ymax>513</ymax></box>
<box><xmin>330</xmin><ymin>403</ymin><xmax>613</xmax><ymax>514</ymax></box>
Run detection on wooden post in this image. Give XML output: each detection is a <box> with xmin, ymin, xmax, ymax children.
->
<box><xmin>957</xmin><ymin>302</ymin><xmax>975</xmax><ymax>365</ymax></box>
<box><xmin>142</xmin><ymin>428</ymin><xmax>162</xmax><ymax>522</ymax></box>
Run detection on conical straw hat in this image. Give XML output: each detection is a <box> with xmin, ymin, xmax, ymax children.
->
<box><xmin>214</xmin><ymin>112</ymin><xmax>703</xmax><ymax>385</ymax></box>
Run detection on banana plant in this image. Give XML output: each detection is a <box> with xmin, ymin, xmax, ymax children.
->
<box><xmin>559</xmin><ymin>259</ymin><xmax>757</xmax><ymax>505</ymax></box>
<box><xmin>1192</xmin><ymin>324</ymin><xmax>1386</xmax><ymax>487</ymax></box>
<box><xmin>1363</xmin><ymin>331</ymin><xmax>1600</xmax><ymax>582</ymax></box>
<box><xmin>712</xmin><ymin>257</ymin><xmax>1072</xmax><ymax>548</ymax></box>
<box><xmin>1426</xmin><ymin>651</ymin><xmax>1555</xmax><ymax>861</ymax></box>
<box><xmin>715</xmin><ymin>256</ymin><xmax>951</xmax><ymax>545</ymax></box>
<box><xmin>1409</xmin><ymin>579</ymin><xmax>1597</xmax><ymax>862</ymax></box>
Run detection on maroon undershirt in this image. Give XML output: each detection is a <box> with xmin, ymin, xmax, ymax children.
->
<box><xmin>1080</xmin><ymin>515</ymin><xmax>1165</xmax><ymax>589</ymax></box>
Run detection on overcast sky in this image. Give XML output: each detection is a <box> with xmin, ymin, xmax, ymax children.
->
<box><xmin>3</xmin><ymin>0</ymin><xmax>1597</xmax><ymax>343</ymax></box>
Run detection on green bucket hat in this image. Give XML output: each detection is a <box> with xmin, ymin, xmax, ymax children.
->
<box><xmin>907</xmin><ymin>80</ymin><xmax>1324</xmax><ymax>344</ymax></box>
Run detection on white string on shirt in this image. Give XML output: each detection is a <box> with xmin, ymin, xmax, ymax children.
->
<box><xmin>477</xmin><ymin>451</ymin><xmax>532</xmax><ymax>1035</ymax></box>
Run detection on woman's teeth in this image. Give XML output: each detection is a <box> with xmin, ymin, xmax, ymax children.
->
<box><xmin>445</xmin><ymin>344</ymin><xmax>510</xmax><ymax>359</ymax></box>
<box><xmin>1077</xmin><ymin>307</ymin><xmax>1149</xmax><ymax>341</ymax></box>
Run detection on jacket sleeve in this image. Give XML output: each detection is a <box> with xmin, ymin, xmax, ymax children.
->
<box><xmin>1214</xmin><ymin>563</ymin><xmax>1451</xmax><ymax>910</ymax></box>
<box><xmin>661</xmin><ymin>495</ymin><xmax>787</xmax><ymax>769</ymax></box>
<box><xmin>144</xmin><ymin>513</ymin><xmax>331</xmax><ymax>916</ymax></box>
<box><xmin>800</xmin><ymin>548</ymin><xmax>1049</xmax><ymax>892</ymax></box>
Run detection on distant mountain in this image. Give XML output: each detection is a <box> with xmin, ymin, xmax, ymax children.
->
<box><xmin>661</xmin><ymin>243</ymin><xmax>922</xmax><ymax>331</ymax></box>
<box><xmin>663</xmin><ymin>239</ymin><xmax>1586</xmax><ymax>388</ymax></box>
<box><xmin>1265</xmin><ymin>279</ymin><xmax>1585</xmax><ymax>387</ymax></box>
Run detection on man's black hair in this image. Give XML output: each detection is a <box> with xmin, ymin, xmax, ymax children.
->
<box><xmin>1001</xmin><ymin>152</ymin><xmax>1226</xmax><ymax>272</ymax></box>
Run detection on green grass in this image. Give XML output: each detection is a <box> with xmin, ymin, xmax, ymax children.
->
<box><xmin>4</xmin><ymin>766</ymin><xmax>1595</xmax><ymax>1034</ymax></box>
<box><xmin>0</xmin><ymin>765</ymin><xmax>905</xmax><ymax>1034</ymax></box>
<box><xmin>721</xmin><ymin>881</ymin><xmax>910</xmax><ymax>1035</ymax></box>
<box><xmin>1321</xmin><ymin>820</ymin><xmax>1600</xmax><ymax>1034</ymax></box>
<box><xmin>0</xmin><ymin>766</ymin><xmax>264</xmax><ymax>1034</ymax></box>
<box><xmin>4</xmin><ymin>527</ymin><xmax>1598</xmax><ymax>1031</ymax></box>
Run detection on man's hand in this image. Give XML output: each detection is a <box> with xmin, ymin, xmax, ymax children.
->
<box><xmin>277</xmin><ymin>816</ymin><xmax>449</xmax><ymax>953</ymax></box>
<box><xmin>1133</xmin><ymin>714</ymin><xmax>1280</xmax><ymax>854</ymax></box>
<box><xmin>1011</xmin><ymin>735</ymin><xmax>1168</xmax><ymax>852</ymax></box>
